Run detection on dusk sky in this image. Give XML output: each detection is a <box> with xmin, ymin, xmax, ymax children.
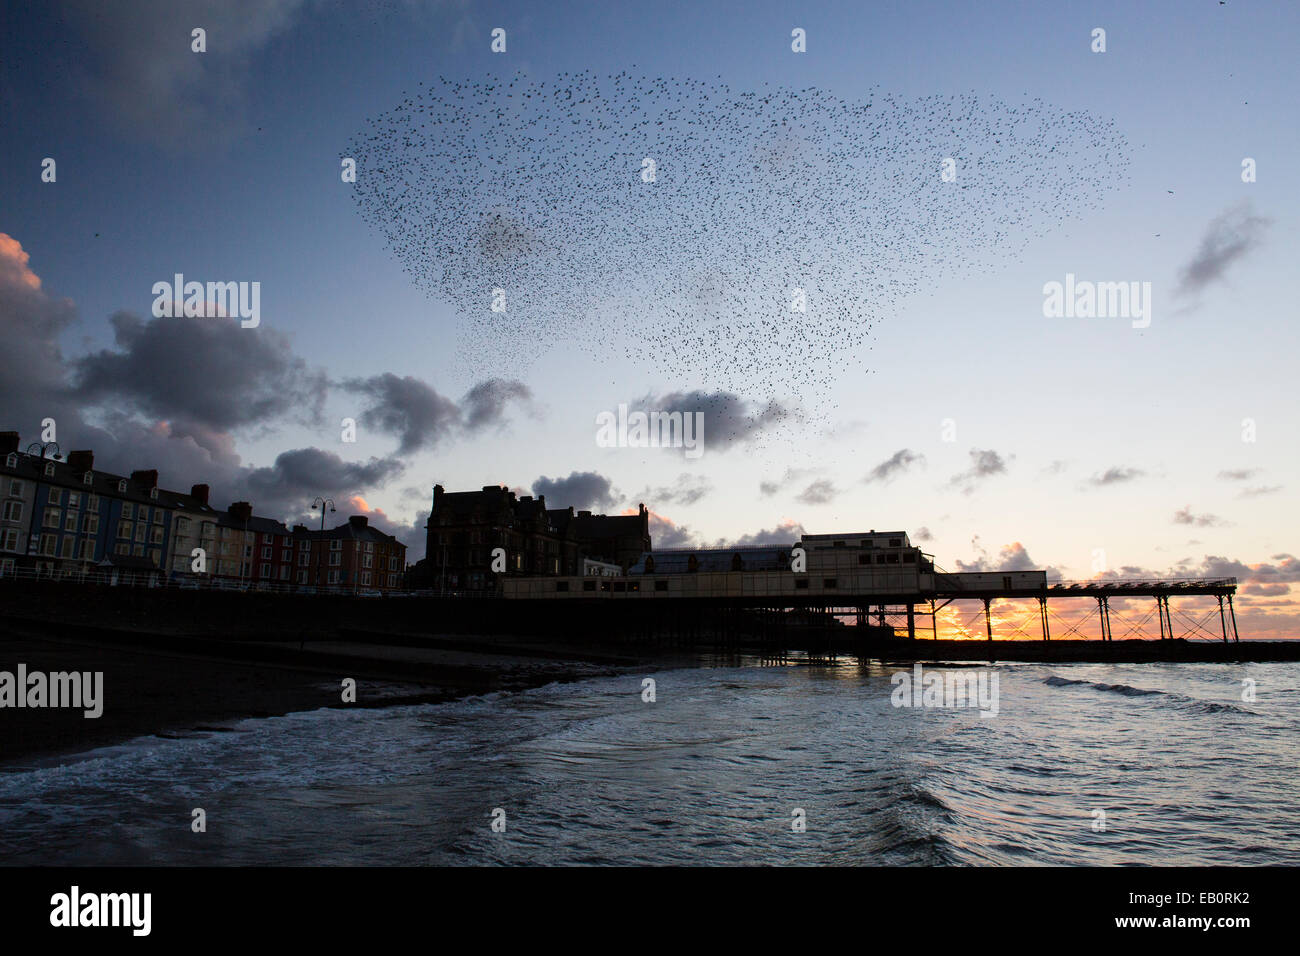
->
<box><xmin>2</xmin><ymin>0</ymin><xmax>1296</xmax><ymax>635</ymax></box>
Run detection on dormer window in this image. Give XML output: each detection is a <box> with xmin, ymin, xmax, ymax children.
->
<box><xmin>4</xmin><ymin>454</ymin><xmax>15</xmax><ymax>468</ymax></box>
<box><xmin>44</xmin><ymin>462</ymin><xmax>55</xmax><ymax>477</ymax></box>
<box><xmin>150</xmin><ymin>488</ymin><xmax>158</xmax><ymax>500</ymax></box>
<box><xmin>83</xmin><ymin>471</ymin><xmax>93</xmax><ymax>485</ymax></box>
<box><xmin>117</xmin><ymin>479</ymin><xmax>127</xmax><ymax>493</ymax></box>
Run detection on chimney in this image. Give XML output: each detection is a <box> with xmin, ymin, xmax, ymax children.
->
<box><xmin>190</xmin><ymin>483</ymin><xmax>210</xmax><ymax>506</ymax></box>
<box><xmin>228</xmin><ymin>501</ymin><xmax>253</xmax><ymax>523</ymax></box>
<box><xmin>578</xmin><ymin>510</ymin><xmax>592</xmax><ymax>518</ymax></box>
<box><xmin>481</xmin><ymin>485</ymin><xmax>498</xmax><ymax>493</ymax></box>
<box><xmin>67</xmin><ymin>450</ymin><xmax>94</xmax><ymax>473</ymax></box>
<box><xmin>292</xmin><ymin>524</ymin><xmax>309</xmax><ymax>534</ymax></box>
<box><xmin>0</xmin><ymin>432</ymin><xmax>18</xmax><ymax>456</ymax></box>
<box><xmin>519</xmin><ymin>495</ymin><xmax>533</xmax><ymax>502</ymax></box>
<box><xmin>348</xmin><ymin>515</ymin><xmax>369</xmax><ymax>529</ymax></box>
<box><xmin>131</xmin><ymin>469</ymin><xmax>159</xmax><ymax>489</ymax></box>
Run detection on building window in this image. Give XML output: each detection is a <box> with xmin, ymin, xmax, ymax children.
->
<box><xmin>823</xmin><ymin>578</ymin><xmax>838</xmax><ymax>589</ymax></box>
<box><xmin>59</xmin><ymin>537</ymin><xmax>75</xmax><ymax>558</ymax></box>
<box><xmin>134</xmin><ymin>524</ymin><xmax>147</xmax><ymax>543</ymax></box>
<box><xmin>115</xmin><ymin>542</ymin><xmax>130</xmax><ymax>556</ymax></box>
<box><xmin>48</xmin><ymin>488</ymin><xmax>63</xmax><ymax>505</ymax></box>
<box><xmin>4</xmin><ymin>454</ymin><xmax>15</xmax><ymax>469</ymax></box>
<box><xmin>260</xmin><ymin>565</ymin><xmax>272</xmax><ymax>578</ymax></box>
<box><xmin>44</xmin><ymin>462</ymin><xmax>55</xmax><ymax>477</ymax></box>
<box><xmin>654</xmin><ymin>580</ymin><xmax>668</xmax><ymax>592</ymax></box>
<box><xmin>300</xmin><ymin>539</ymin><xmax>310</xmax><ymax>550</ymax></box>
<box><xmin>889</xmin><ymin>538</ymin><xmax>902</xmax><ymax>547</ymax></box>
<box><xmin>887</xmin><ymin>554</ymin><xmax>899</xmax><ymax>564</ymax></box>
<box><xmin>84</xmin><ymin>514</ymin><xmax>99</xmax><ymax>535</ymax></box>
<box><xmin>329</xmin><ymin>553</ymin><xmax>341</xmax><ymax>566</ymax></box>
<box><xmin>361</xmin><ymin>571</ymin><xmax>371</xmax><ymax>585</ymax></box>
<box><xmin>876</xmin><ymin>554</ymin><xmax>887</xmax><ymax>564</ymax></box>
<box><xmin>150</xmin><ymin>488</ymin><xmax>158</xmax><ymax>500</ymax></box>
<box><xmin>67</xmin><ymin>492</ymin><xmax>80</xmax><ymax>510</ymax></box>
<box><xmin>330</xmin><ymin>540</ymin><xmax>341</xmax><ymax>551</ymax></box>
<box><xmin>40</xmin><ymin>534</ymin><xmax>57</xmax><ymax>556</ymax></box>
<box><xmin>858</xmin><ymin>554</ymin><xmax>870</xmax><ymax>565</ymax></box>
<box><xmin>150</xmin><ymin>549</ymin><xmax>161</xmax><ymax>567</ymax></box>
<box><xmin>80</xmin><ymin>539</ymin><xmax>95</xmax><ymax>560</ymax></box>
<box><xmin>2</xmin><ymin>501</ymin><xmax>23</xmax><ymax>523</ymax></box>
<box><xmin>903</xmin><ymin>553</ymin><xmax>916</xmax><ymax>563</ymax></box>
<box><xmin>88</xmin><ymin>494</ymin><xmax>99</xmax><ymax>511</ymax></box>
<box><xmin>122</xmin><ymin>503</ymin><xmax>134</xmax><ymax>520</ymax></box>
<box><xmin>118</xmin><ymin>480</ymin><xmax>127</xmax><ymax>493</ymax></box>
<box><xmin>133</xmin><ymin>545</ymin><xmax>144</xmax><ymax>557</ymax></box>
<box><xmin>177</xmin><ymin>517</ymin><xmax>190</xmax><ymax>532</ymax></box>
<box><xmin>7</xmin><ymin>478</ymin><xmax>24</xmax><ymax>497</ymax></box>
<box><xmin>83</xmin><ymin>472</ymin><xmax>93</xmax><ymax>485</ymax></box>
<box><xmin>150</xmin><ymin>527</ymin><xmax>164</xmax><ymax>545</ymax></box>
<box><xmin>583</xmin><ymin>580</ymin><xmax>596</xmax><ymax>592</ymax></box>
<box><xmin>795</xmin><ymin>579</ymin><xmax>809</xmax><ymax>589</ymax></box>
<box><xmin>298</xmin><ymin>552</ymin><xmax>309</xmax><ymax>567</ymax></box>
<box><xmin>0</xmin><ymin>529</ymin><xmax>19</xmax><ymax>552</ymax></box>
<box><xmin>556</xmin><ymin>580</ymin><xmax>570</xmax><ymax>592</ymax></box>
<box><xmin>63</xmin><ymin>512</ymin><xmax>77</xmax><ymax>532</ymax></box>
<box><xmin>297</xmin><ymin>570</ymin><xmax>308</xmax><ymax>584</ymax></box>
<box><xmin>281</xmin><ymin>549</ymin><xmax>291</xmax><ymax>562</ymax></box>
<box><xmin>262</xmin><ymin>547</ymin><xmax>272</xmax><ymax>559</ymax></box>
<box><xmin>44</xmin><ymin>507</ymin><xmax>60</xmax><ymax>528</ymax></box>
<box><xmin>153</xmin><ymin>510</ymin><xmax>163</xmax><ymax>524</ymax></box>
<box><xmin>279</xmin><ymin>566</ymin><xmax>289</xmax><ymax>580</ymax></box>
<box><xmin>362</xmin><ymin>554</ymin><xmax>373</xmax><ymax>568</ymax></box>
<box><xmin>328</xmin><ymin>570</ymin><xmax>340</xmax><ymax>584</ymax></box>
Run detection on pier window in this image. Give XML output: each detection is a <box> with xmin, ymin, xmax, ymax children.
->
<box><xmin>795</xmin><ymin>579</ymin><xmax>809</xmax><ymax>589</ymax></box>
<box><xmin>903</xmin><ymin>553</ymin><xmax>916</xmax><ymax>563</ymax></box>
<box><xmin>824</xmin><ymin>578</ymin><xmax>838</xmax><ymax>589</ymax></box>
<box><xmin>583</xmin><ymin>580</ymin><xmax>596</xmax><ymax>592</ymax></box>
<box><xmin>655</xmin><ymin>580</ymin><xmax>668</xmax><ymax>592</ymax></box>
<box><xmin>858</xmin><ymin>554</ymin><xmax>870</xmax><ymax>565</ymax></box>
<box><xmin>887</xmin><ymin>554</ymin><xmax>899</xmax><ymax>564</ymax></box>
<box><xmin>876</xmin><ymin>554</ymin><xmax>887</xmax><ymax>564</ymax></box>
<box><xmin>889</xmin><ymin>538</ymin><xmax>902</xmax><ymax>547</ymax></box>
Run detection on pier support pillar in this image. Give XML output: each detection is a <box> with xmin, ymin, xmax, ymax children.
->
<box><xmin>983</xmin><ymin>597</ymin><xmax>993</xmax><ymax>641</ymax></box>
<box><xmin>1157</xmin><ymin>595</ymin><xmax>1166</xmax><ymax>640</ymax></box>
<box><xmin>906</xmin><ymin>604</ymin><xmax>915</xmax><ymax>640</ymax></box>
<box><xmin>1227</xmin><ymin>593</ymin><xmax>1239</xmax><ymax>643</ymax></box>
<box><xmin>1218</xmin><ymin>594</ymin><xmax>1229</xmax><ymax>643</ymax></box>
<box><xmin>1039</xmin><ymin>596</ymin><xmax>1050</xmax><ymax>642</ymax></box>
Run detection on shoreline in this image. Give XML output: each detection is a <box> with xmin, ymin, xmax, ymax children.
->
<box><xmin>4</xmin><ymin>616</ymin><xmax>1296</xmax><ymax>767</ymax></box>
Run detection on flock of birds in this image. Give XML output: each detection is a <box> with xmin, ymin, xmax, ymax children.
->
<box><xmin>346</xmin><ymin>71</ymin><xmax>1130</xmax><ymax>439</ymax></box>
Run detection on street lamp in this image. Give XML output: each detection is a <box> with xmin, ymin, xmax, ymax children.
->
<box><xmin>310</xmin><ymin>497</ymin><xmax>336</xmax><ymax>590</ymax></box>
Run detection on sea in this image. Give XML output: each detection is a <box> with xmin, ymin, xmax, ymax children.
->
<box><xmin>1</xmin><ymin>659</ymin><xmax>1296</xmax><ymax>865</ymax></box>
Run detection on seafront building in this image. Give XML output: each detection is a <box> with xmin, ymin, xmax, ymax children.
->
<box><xmin>0</xmin><ymin>431</ymin><xmax>406</xmax><ymax>590</ymax></box>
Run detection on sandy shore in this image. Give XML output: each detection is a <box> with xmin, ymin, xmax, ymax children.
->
<box><xmin>0</xmin><ymin>622</ymin><xmax>667</xmax><ymax>766</ymax></box>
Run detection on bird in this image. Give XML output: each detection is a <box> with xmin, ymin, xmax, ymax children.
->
<box><xmin>343</xmin><ymin>72</ymin><xmax>1131</xmax><ymax>447</ymax></box>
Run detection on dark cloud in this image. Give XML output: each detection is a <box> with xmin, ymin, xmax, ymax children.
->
<box><xmin>1239</xmin><ymin>485</ymin><xmax>1283</xmax><ymax>498</ymax></box>
<box><xmin>532</xmin><ymin>471</ymin><xmax>617</xmax><ymax>511</ymax></box>
<box><xmin>864</xmin><ymin>448</ymin><xmax>924</xmax><ymax>484</ymax></box>
<box><xmin>954</xmin><ymin>539</ymin><xmax>1062</xmax><ymax>580</ymax></box>
<box><xmin>241</xmin><ymin>447</ymin><xmax>405</xmax><ymax>521</ymax></box>
<box><xmin>1088</xmin><ymin>466</ymin><xmax>1144</xmax><ymax>486</ymax></box>
<box><xmin>341</xmin><ymin>373</ymin><xmax>461</xmax><ymax>454</ymax></box>
<box><xmin>949</xmin><ymin>448</ymin><xmax>1010</xmax><ymax>493</ymax></box>
<box><xmin>1175</xmin><ymin>201</ymin><xmax>1272</xmax><ymax>300</ymax></box>
<box><xmin>913</xmin><ymin>526</ymin><xmax>933</xmax><ymax>542</ymax></box>
<box><xmin>1217</xmin><ymin>469</ymin><xmax>1259</xmax><ymax>482</ymax></box>
<box><xmin>636</xmin><ymin>390</ymin><xmax>792</xmax><ymax>448</ymax></box>
<box><xmin>648</xmin><ymin>511</ymin><xmax>696</xmax><ymax>549</ymax></box>
<box><xmin>74</xmin><ymin>312</ymin><xmax>327</xmax><ymax>430</ymax></box>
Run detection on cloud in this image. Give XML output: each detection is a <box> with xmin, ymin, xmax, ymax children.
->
<box><xmin>1239</xmin><ymin>485</ymin><xmax>1282</xmax><ymax>498</ymax></box>
<box><xmin>1088</xmin><ymin>466</ymin><xmax>1144</xmax><ymax>486</ymax></box>
<box><xmin>864</xmin><ymin>448</ymin><xmax>924</xmax><ymax>484</ymax></box>
<box><xmin>74</xmin><ymin>311</ymin><xmax>328</xmax><ymax>430</ymax></box>
<box><xmin>1174</xmin><ymin>201</ymin><xmax>1273</xmax><ymax>301</ymax></box>
<box><xmin>1217</xmin><ymin>469</ymin><xmax>1259</xmax><ymax>482</ymax></box>
<box><xmin>340</xmin><ymin>373</ymin><xmax>461</xmax><ymax>454</ymax></box>
<box><xmin>57</xmin><ymin>0</ymin><xmax>308</xmax><ymax>148</ymax></box>
<box><xmin>637</xmin><ymin>473</ymin><xmax>712</xmax><ymax>508</ymax></box>
<box><xmin>341</xmin><ymin>494</ymin><xmax>429</xmax><ymax>562</ymax></box>
<box><xmin>795</xmin><ymin>479</ymin><xmax>837</xmax><ymax>505</ymax></box>
<box><xmin>241</xmin><ymin>447</ymin><xmax>405</xmax><ymax>520</ymax></box>
<box><xmin>1173</xmin><ymin>506</ymin><xmax>1225</xmax><ymax>527</ymax></box>
<box><xmin>955</xmin><ymin>538</ymin><xmax>1063</xmax><ymax>581</ymax></box>
<box><xmin>712</xmin><ymin>519</ymin><xmax>806</xmax><ymax>548</ymax></box>
<box><xmin>759</xmin><ymin>467</ymin><xmax>814</xmax><ymax>497</ymax></box>
<box><xmin>913</xmin><ymin>526</ymin><xmax>933</xmax><ymax>542</ymax></box>
<box><xmin>635</xmin><ymin>389</ymin><xmax>792</xmax><ymax>448</ymax></box>
<box><xmin>647</xmin><ymin>510</ymin><xmax>696</xmax><ymax>549</ymax></box>
<box><xmin>948</xmin><ymin>448</ymin><xmax>1010</xmax><ymax>494</ymax></box>
<box><xmin>532</xmin><ymin>471</ymin><xmax>617</xmax><ymax>511</ymax></box>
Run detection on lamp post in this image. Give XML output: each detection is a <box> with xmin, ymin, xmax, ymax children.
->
<box><xmin>310</xmin><ymin>496</ymin><xmax>336</xmax><ymax>590</ymax></box>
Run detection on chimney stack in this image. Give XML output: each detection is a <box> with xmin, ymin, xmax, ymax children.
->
<box><xmin>0</xmin><ymin>432</ymin><xmax>19</xmax><ymax>456</ymax></box>
<box><xmin>348</xmin><ymin>515</ymin><xmax>369</xmax><ymax>529</ymax></box>
<box><xmin>228</xmin><ymin>501</ymin><xmax>253</xmax><ymax>523</ymax></box>
<box><xmin>190</xmin><ymin>484</ymin><xmax>210</xmax><ymax>506</ymax></box>
<box><xmin>67</xmin><ymin>450</ymin><xmax>94</xmax><ymax>473</ymax></box>
<box><xmin>131</xmin><ymin>469</ymin><xmax>159</xmax><ymax>489</ymax></box>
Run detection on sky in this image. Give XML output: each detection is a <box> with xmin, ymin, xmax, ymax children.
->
<box><xmin>1</xmin><ymin>0</ymin><xmax>1296</xmax><ymax>636</ymax></box>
